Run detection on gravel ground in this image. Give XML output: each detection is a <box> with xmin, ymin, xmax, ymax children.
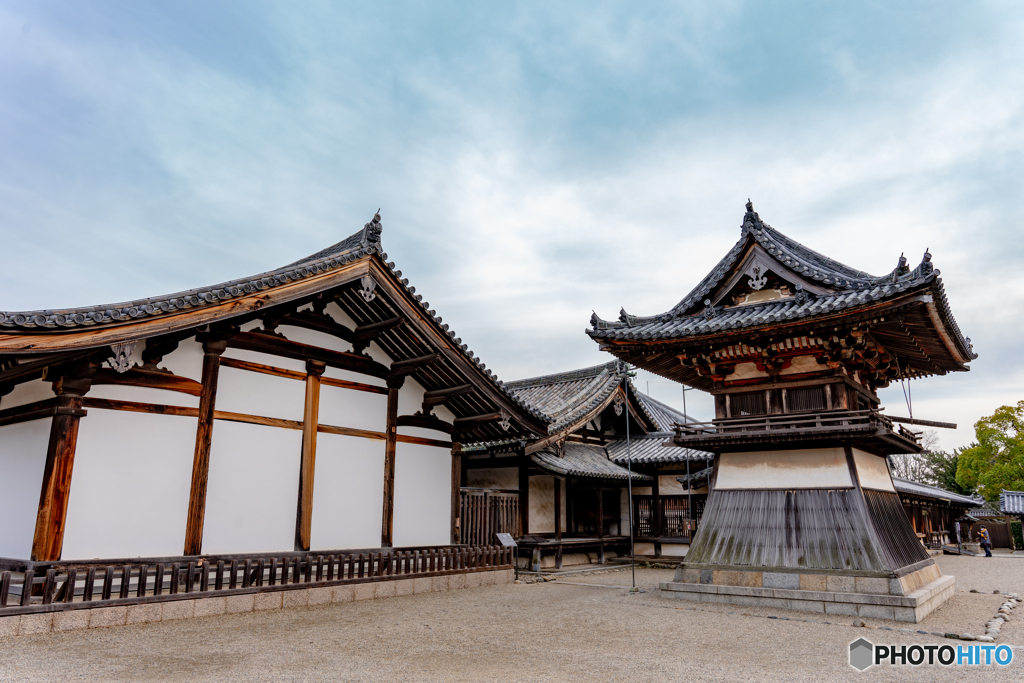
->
<box><xmin>1</xmin><ymin>555</ymin><xmax>1021</xmax><ymax>682</ymax></box>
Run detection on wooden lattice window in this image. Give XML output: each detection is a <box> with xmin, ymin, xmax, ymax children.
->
<box><xmin>731</xmin><ymin>391</ymin><xmax>766</xmax><ymax>416</ymax></box>
<box><xmin>787</xmin><ymin>386</ymin><xmax>827</xmax><ymax>413</ymax></box>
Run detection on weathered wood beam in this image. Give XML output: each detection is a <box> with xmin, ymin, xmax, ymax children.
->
<box><xmin>295</xmin><ymin>360</ymin><xmax>325</xmax><ymax>552</ymax></box>
<box><xmin>225</xmin><ymin>331</ymin><xmax>389</xmax><ymax>379</ymax></box>
<box><xmin>389</xmin><ymin>353</ymin><xmax>442</xmax><ymax>378</ymax></box>
<box><xmin>91</xmin><ymin>367</ymin><xmax>203</xmax><ymax>396</ymax></box>
<box><xmin>396</xmin><ymin>413</ymin><xmax>454</xmax><ymax>434</ymax></box>
<box><xmin>183</xmin><ymin>339</ymin><xmax>226</xmax><ymax>556</ymax></box>
<box><xmin>276</xmin><ymin>311</ymin><xmax>355</xmax><ymax>343</ymax></box>
<box><xmin>352</xmin><ymin>317</ymin><xmax>405</xmax><ymax>355</ymax></box>
<box><xmin>422</xmin><ymin>384</ymin><xmax>474</xmax><ymax>407</ymax></box>
<box><xmin>0</xmin><ymin>351</ymin><xmax>91</xmax><ymax>386</ymax></box>
<box><xmin>219</xmin><ymin>356</ymin><xmax>388</xmax><ymax>395</ymax></box>
<box><xmin>888</xmin><ymin>416</ymin><xmax>957</xmax><ymax>430</ymax></box>
<box><xmin>0</xmin><ymin>397</ymin><xmax>58</xmax><ymax>428</ymax></box>
<box><xmin>452</xmin><ymin>412</ymin><xmax>501</xmax><ymax>431</ymax></box>
<box><xmin>31</xmin><ymin>376</ymin><xmax>91</xmax><ymax>562</ymax></box>
<box><xmin>451</xmin><ymin>442</ymin><xmax>462</xmax><ymax>544</ymax></box>
<box><xmin>381</xmin><ymin>377</ymin><xmax>403</xmax><ymax>548</ymax></box>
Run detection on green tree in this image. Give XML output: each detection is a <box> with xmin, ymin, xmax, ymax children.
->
<box><xmin>956</xmin><ymin>400</ymin><xmax>1024</xmax><ymax>504</ymax></box>
<box><xmin>922</xmin><ymin>447</ymin><xmax>975</xmax><ymax>496</ymax></box>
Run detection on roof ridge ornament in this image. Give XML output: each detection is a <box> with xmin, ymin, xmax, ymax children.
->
<box><xmin>747</xmin><ymin>265</ymin><xmax>768</xmax><ymax>291</ymax></box>
<box><xmin>361</xmin><ymin>210</ymin><xmax>383</xmax><ymax>251</ymax></box>
<box><xmin>702</xmin><ymin>299</ymin><xmax>717</xmax><ymax>320</ymax></box>
<box><xmin>741</xmin><ymin>198</ymin><xmax>761</xmax><ymax>235</ymax></box>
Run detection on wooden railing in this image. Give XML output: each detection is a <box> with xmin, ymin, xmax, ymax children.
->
<box><xmin>633</xmin><ymin>496</ymin><xmax>704</xmax><ymax>539</ymax></box>
<box><xmin>460</xmin><ymin>489</ymin><xmax>520</xmax><ymax>546</ymax></box>
<box><xmin>0</xmin><ymin>545</ymin><xmax>511</xmax><ymax>617</ymax></box>
<box><xmin>673</xmin><ymin>409</ymin><xmax>921</xmax><ymax>445</ymax></box>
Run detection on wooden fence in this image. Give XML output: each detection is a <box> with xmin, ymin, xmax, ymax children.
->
<box><xmin>460</xmin><ymin>489</ymin><xmax>520</xmax><ymax>546</ymax></box>
<box><xmin>0</xmin><ymin>545</ymin><xmax>511</xmax><ymax>617</ymax></box>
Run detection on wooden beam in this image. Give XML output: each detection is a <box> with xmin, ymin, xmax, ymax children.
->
<box><xmin>396</xmin><ymin>413</ymin><xmax>454</xmax><ymax>434</ymax></box>
<box><xmin>226</xmin><ymin>331</ymin><xmax>389</xmax><ymax>379</ymax></box>
<box><xmin>389</xmin><ymin>353</ymin><xmax>442</xmax><ymax>378</ymax></box>
<box><xmin>0</xmin><ymin>397</ymin><xmax>58</xmax><ymax>428</ymax></box>
<box><xmin>888</xmin><ymin>416</ymin><xmax>957</xmax><ymax>430</ymax></box>
<box><xmin>519</xmin><ymin>456</ymin><xmax>530</xmax><ymax>536</ymax></box>
<box><xmin>31</xmin><ymin>376</ymin><xmax>90</xmax><ymax>561</ymax></box>
<box><xmin>451</xmin><ymin>442</ymin><xmax>462</xmax><ymax>544</ymax></box>
<box><xmin>91</xmin><ymin>367</ymin><xmax>203</xmax><ymax>396</ymax></box>
<box><xmin>295</xmin><ymin>360</ymin><xmax>325</xmax><ymax>552</ymax></box>
<box><xmin>381</xmin><ymin>377</ymin><xmax>403</xmax><ymax>548</ymax></box>
<box><xmin>183</xmin><ymin>340</ymin><xmax>226</xmax><ymax>556</ymax></box>
<box><xmin>453</xmin><ymin>412</ymin><xmax>500</xmax><ymax>432</ymax></box>
<box><xmin>422</xmin><ymin>384</ymin><xmax>474</xmax><ymax>407</ymax></box>
<box><xmin>277</xmin><ymin>310</ymin><xmax>355</xmax><ymax>342</ymax></box>
<box><xmin>352</xmin><ymin>316</ymin><xmax>405</xmax><ymax>355</ymax></box>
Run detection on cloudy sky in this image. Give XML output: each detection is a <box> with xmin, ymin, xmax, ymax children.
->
<box><xmin>1</xmin><ymin>2</ymin><xmax>1021</xmax><ymax>450</ymax></box>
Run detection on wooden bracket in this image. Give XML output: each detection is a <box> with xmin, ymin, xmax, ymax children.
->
<box><xmin>389</xmin><ymin>352</ymin><xmax>441</xmax><ymax>378</ymax></box>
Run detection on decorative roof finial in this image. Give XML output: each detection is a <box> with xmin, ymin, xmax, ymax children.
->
<box><xmin>746</xmin><ymin>198</ymin><xmax>753</xmax><ymax>213</ymax></box>
<box><xmin>741</xmin><ymin>199</ymin><xmax>759</xmax><ymax>235</ymax></box>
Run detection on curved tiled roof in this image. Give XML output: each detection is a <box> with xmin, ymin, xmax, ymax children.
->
<box><xmin>892</xmin><ymin>477</ymin><xmax>980</xmax><ymax>507</ymax></box>
<box><xmin>0</xmin><ymin>214</ymin><xmax>549</xmax><ymax>427</ymax></box>
<box><xmin>588</xmin><ymin>202</ymin><xmax>977</xmax><ymax>366</ymax></box>
<box><xmin>530</xmin><ymin>442</ymin><xmax>651</xmax><ymax>482</ymax></box>
<box><xmin>606</xmin><ymin>433</ymin><xmax>711</xmax><ymax>464</ymax></box>
<box><xmin>634</xmin><ymin>393</ymin><xmax>691</xmax><ymax>431</ymax></box>
<box><xmin>1000</xmin><ymin>490</ymin><xmax>1024</xmax><ymax>516</ymax></box>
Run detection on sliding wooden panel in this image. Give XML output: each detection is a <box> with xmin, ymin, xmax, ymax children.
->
<box><xmin>31</xmin><ymin>376</ymin><xmax>91</xmax><ymax>562</ymax></box>
<box><xmin>295</xmin><ymin>360</ymin><xmax>325</xmax><ymax>552</ymax></box>
<box><xmin>183</xmin><ymin>340</ymin><xmax>226</xmax><ymax>556</ymax></box>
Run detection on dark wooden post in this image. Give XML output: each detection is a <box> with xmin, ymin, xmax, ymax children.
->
<box><xmin>566</xmin><ymin>475</ymin><xmax>574</xmax><ymax>534</ymax></box>
<box><xmin>518</xmin><ymin>455</ymin><xmax>530</xmax><ymax>537</ymax></box>
<box><xmin>597</xmin><ymin>485</ymin><xmax>605</xmax><ymax>564</ymax></box>
<box><xmin>381</xmin><ymin>376</ymin><xmax>403</xmax><ymax>548</ymax></box>
<box><xmin>652</xmin><ymin>472</ymin><xmax>662</xmax><ymax>558</ymax></box>
<box><xmin>554</xmin><ymin>477</ymin><xmax>562</xmax><ymax>569</ymax></box>
<box><xmin>295</xmin><ymin>360</ymin><xmax>325</xmax><ymax>552</ymax></box>
<box><xmin>451</xmin><ymin>442</ymin><xmax>462</xmax><ymax>545</ymax></box>
<box><xmin>31</xmin><ymin>375</ymin><xmax>91</xmax><ymax>562</ymax></box>
<box><xmin>183</xmin><ymin>339</ymin><xmax>226</xmax><ymax>556</ymax></box>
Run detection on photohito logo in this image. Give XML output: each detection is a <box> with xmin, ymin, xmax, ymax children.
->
<box><xmin>849</xmin><ymin>638</ymin><xmax>1013</xmax><ymax>671</ymax></box>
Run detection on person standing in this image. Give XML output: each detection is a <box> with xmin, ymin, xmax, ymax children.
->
<box><xmin>979</xmin><ymin>526</ymin><xmax>993</xmax><ymax>557</ymax></box>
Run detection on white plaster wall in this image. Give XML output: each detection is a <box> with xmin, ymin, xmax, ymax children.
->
<box><xmin>61</xmin><ymin>410</ymin><xmax>196</xmax><ymax>560</ymax></box>
<box><xmin>0</xmin><ymin>418</ymin><xmax>52</xmax><ymax>559</ymax></box>
<box><xmin>216</xmin><ymin>364</ymin><xmax>306</xmax><ymax>422</ymax></box>
<box><xmin>202</xmin><ymin>421</ymin><xmax>301</xmax><ymax>554</ymax></box>
<box><xmin>853</xmin><ymin>448</ymin><xmax>896</xmax><ymax>492</ymax></box>
<box><xmin>310</xmin><ymin>432</ymin><xmax>385</xmax><ymax>550</ymax></box>
<box><xmin>86</xmin><ymin>383</ymin><xmax>200</xmax><ymax>409</ymax></box>
<box><xmin>319</xmin><ymin>383</ymin><xmax>387</xmax><ymax>432</ymax></box>
<box><xmin>1</xmin><ymin>377</ymin><xmax>52</xmax><ymax>408</ymax></box>
<box><xmin>529</xmin><ymin>475</ymin><xmax>566</xmax><ymax>535</ymax></box>
<box><xmin>393</xmin><ymin>442</ymin><xmax>451</xmax><ymax>547</ymax></box>
<box><xmin>466</xmin><ymin>467</ymin><xmax>518</xmax><ymax>490</ymax></box>
<box><xmin>715</xmin><ymin>448</ymin><xmax>854</xmax><ymax>490</ymax></box>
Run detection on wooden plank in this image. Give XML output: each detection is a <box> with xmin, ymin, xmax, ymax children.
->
<box><xmin>381</xmin><ymin>381</ymin><xmax>401</xmax><ymax>547</ymax></box>
<box><xmin>184</xmin><ymin>341</ymin><xmax>225</xmax><ymax>556</ymax></box>
<box><xmin>0</xmin><ymin>399</ymin><xmax>57</xmax><ymax>428</ymax></box>
<box><xmin>320</xmin><ymin>376</ymin><xmax>388</xmax><ymax>395</ymax></box>
<box><xmin>295</xmin><ymin>361</ymin><xmax>325</xmax><ymax>552</ymax></box>
<box><xmin>396</xmin><ymin>413</ymin><xmax>454</xmax><ymax>434</ymax></box>
<box><xmin>31</xmin><ymin>376</ymin><xmax>90</xmax><ymax>561</ymax></box>
<box><xmin>91</xmin><ymin>367</ymin><xmax>203</xmax><ymax>396</ymax></box>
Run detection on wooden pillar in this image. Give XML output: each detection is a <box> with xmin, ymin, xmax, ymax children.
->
<box><xmin>518</xmin><ymin>455</ymin><xmax>530</xmax><ymax>537</ymax></box>
<box><xmin>566</xmin><ymin>475</ymin><xmax>574</xmax><ymax>534</ymax></box>
<box><xmin>183</xmin><ymin>339</ymin><xmax>226</xmax><ymax>556</ymax></box>
<box><xmin>31</xmin><ymin>376</ymin><xmax>91</xmax><ymax>562</ymax></box>
<box><xmin>652</xmin><ymin>472</ymin><xmax>662</xmax><ymax>558</ymax></box>
<box><xmin>451</xmin><ymin>442</ymin><xmax>462</xmax><ymax>545</ymax></box>
<box><xmin>380</xmin><ymin>376</ymin><xmax>403</xmax><ymax>548</ymax></box>
<box><xmin>554</xmin><ymin>477</ymin><xmax>562</xmax><ymax>569</ymax></box>
<box><xmin>295</xmin><ymin>360</ymin><xmax>325</xmax><ymax>552</ymax></box>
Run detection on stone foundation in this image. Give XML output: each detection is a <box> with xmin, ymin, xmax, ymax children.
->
<box><xmin>660</xmin><ymin>563</ymin><xmax>953</xmax><ymax>623</ymax></box>
<box><xmin>0</xmin><ymin>569</ymin><xmax>514</xmax><ymax>638</ymax></box>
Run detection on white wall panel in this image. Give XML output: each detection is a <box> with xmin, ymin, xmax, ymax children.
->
<box><xmin>1</xmin><ymin>378</ymin><xmax>53</xmax><ymax>408</ymax></box>
<box><xmin>158</xmin><ymin>338</ymin><xmax>205</xmax><ymax>381</ymax></box>
<box><xmin>393</xmin><ymin>442</ymin><xmax>451</xmax><ymax>547</ymax></box>
<box><xmin>203</xmin><ymin>421</ymin><xmax>301</xmax><ymax>554</ymax></box>
<box><xmin>216</xmin><ymin>365</ymin><xmax>306</xmax><ymax>422</ymax></box>
<box><xmin>0</xmin><ymin>418</ymin><xmax>52</xmax><ymax>559</ymax></box>
<box><xmin>61</xmin><ymin>411</ymin><xmax>196</xmax><ymax>560</ymax></box>
<box><xmin>87</xmin><ymin>384</ymin><xmax>200</xmax><ymax>409</ymax></box>
<box><xmin>310</xmin><ymin>433</ymin><xmax>385</xmax><ymax>550</ymax></box>
<box><xmin>319</xmin><ymin>384</ymin><xmax>387</xmax><ymax>433</ymax></box>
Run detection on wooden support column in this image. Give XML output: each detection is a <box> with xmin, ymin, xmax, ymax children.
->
<box><xmin>295</xmin><ymin>360</ymin><xmax>325</xmax><ymax>552</ymax></box>
<box><xmin>554</xmin><ymin>477</ymin><xmax>562</xmax><ymax>569</ymax></box>
<box><xmin>380</xmin><ymin>376</ymin><xmax>404</xmax><ymax>548</ymax></box>
<box><xmin>652</xmin><ymin>472</ymin><xmax>662</xmax><ymax>558</ymax></box>
<box><xmin>518</xmin><ymin>455</ymin><xmax>530</xmax><ymax>537</ymax></box>
<box><xmin>598</xmin><ymin>486</ymin><xmax>606</xmax><ymax>564</ymax></box>
<box><xmin>566</xmin><ymin>475</ymin><xmax>574</xmax><ymax>534</ymax></box>
<box><xmin>183</xmin><ymin>339</ymin><xmax>226</xmax><ymax>556</ymax></box>
<box><xmin>31</xmin><ymin>376</ymin><xmax>91</xmax><ymax>562</ymax></box>
<box><xmin>451</xmin><ymin>442</ymin><xmax>462</xmax><ymax>545</ymax></box>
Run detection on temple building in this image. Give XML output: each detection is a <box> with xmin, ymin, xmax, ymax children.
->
<box><xmin>587</xmin><ymin>202</ymin><xmax>977</xmax><ymax>622</ymax></box>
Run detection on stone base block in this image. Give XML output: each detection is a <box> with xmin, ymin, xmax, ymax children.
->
<box><xmin>659</xmin><ymin>574</ymin><xmax>956</xmax><ymax>623</ymax></box>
